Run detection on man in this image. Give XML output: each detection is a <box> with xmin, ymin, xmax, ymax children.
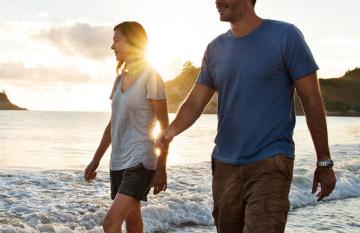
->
<box><xmin>158</xmin><ymin>0</ymin><xmax>336</xmax><ymax>232</ymax></box>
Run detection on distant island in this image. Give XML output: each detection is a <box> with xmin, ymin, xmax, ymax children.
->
<box><xmin>0</xmin><ymin>91</ymin><xmax>26</xmax><ymax>110</ymax></box>
<box><xmin>165</xmin><ymin>62</ymin><xmax>360</xmax><ymax>116</ymax></box>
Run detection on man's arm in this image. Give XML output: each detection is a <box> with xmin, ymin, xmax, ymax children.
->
<box><xmin>294</xmin><ymin>72</ymin><xmax>336</xmax><ymax>201</ymax></box>
<box><xmin>295</xmin><ymin>73</ymin><xmax>330</xmax><ymax>160</ymax></box>
<box><xmin>163</xmin><ymin>84</ymin><xmax>216</xmax><ymax>142</ymax></box>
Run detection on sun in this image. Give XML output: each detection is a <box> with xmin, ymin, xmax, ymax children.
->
<box><xmin>146</xmin><ymin>47</ymin><xmax>169</xmax><ymax>79</ymax></box>
<box><xmin>146</xmin><ymin>41</ymin><xmax>182</xmax><ymax>81</ymax></box>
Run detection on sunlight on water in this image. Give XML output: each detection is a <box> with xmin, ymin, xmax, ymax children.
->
<box><xmin>0</xmin><ymin>112</ymin><xmax>217</xmax><ymax>169</ymax></box>
<box><xmin>0</xmin><ymin>112</ymin><xmax>359</xmax><ymax>170</ymax></box>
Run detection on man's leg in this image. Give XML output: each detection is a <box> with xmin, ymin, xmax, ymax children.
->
<box><xmin>212</xmin><ymin>159</ymin><xmax>246</xmax><ymax>233</ymax></box>
<box><xmin>243</xmin><ymin>155</ymin><xmax>294</xmax><ymax>233</ymax></box>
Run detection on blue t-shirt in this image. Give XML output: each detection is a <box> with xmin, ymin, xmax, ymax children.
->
<box><xmin>196</xmin><ymin>19</ymin><xmax>318</xmax><ymax>164</ymax></box>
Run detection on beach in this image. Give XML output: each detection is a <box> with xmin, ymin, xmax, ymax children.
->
<box><xmin>0</xmin><ymin>111</ymin><xmax>359</xmax><ymax>232</ymax></box>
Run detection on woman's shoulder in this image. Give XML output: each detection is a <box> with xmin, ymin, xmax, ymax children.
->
<box><xmin>137</xmin><ymin>64</ymin><xmax>163</xmax><ymax>86</ymax></box>
<box><xmin>143</xmin><ymin>64</ymin><xmax>162</xmax><ymax>79</ymax></box>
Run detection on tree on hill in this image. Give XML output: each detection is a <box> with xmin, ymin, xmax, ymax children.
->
<box><xmin>343</xmin><ymin>67</ymin><xmax>360</xmax><ymax>80</ymax></box>
<box><xmin>165</xmin><ymin>61</ymin><xmax>201</xmax><ymax>112</ymax></box>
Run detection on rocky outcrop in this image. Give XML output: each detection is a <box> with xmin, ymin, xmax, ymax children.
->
<box><xmin>0</xmin><ymin>91</ymin><xmax>26</xmax><ymax>110</ymax></box>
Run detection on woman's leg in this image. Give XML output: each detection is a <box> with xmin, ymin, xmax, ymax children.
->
<box><xmin>103</xmin><ymin>193</ymin><xmax>139</xmax><ymax>233</ymax></box>
<box><xmin>125</xmin><ymin>203</ymin><xmax>143</xmax><ymax>233</ymax></box>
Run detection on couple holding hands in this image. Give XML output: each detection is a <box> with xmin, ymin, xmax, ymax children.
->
<box><xmin>84</xmin><ymin>0</ymin><xmax>336</xmax><ymax>232</ymax></box>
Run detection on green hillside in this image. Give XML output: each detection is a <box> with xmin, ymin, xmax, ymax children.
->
<box><xmin>318</xmin><ymin>68</ymin><xmax>360</xmax><ymax>114</ymax></box>
<box><xmin>165</xmin><ymin>61</ymin><xmax>218</xmax><ymax>113</ymax></box>
<box><xmin>165</xmin><ymin>63</ymin><xmax>360</xmax><ymax>116</ymax></box>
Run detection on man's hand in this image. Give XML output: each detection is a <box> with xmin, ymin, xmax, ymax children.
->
<box><xmin>312</xmin><ymin>167</ymin><xmax>336</xmax><ymax>201</ymax></box>
<box><xmin>84</xmin><ymin>160</ymin><xmax>99</xmax><ymax>182</ymax></box>
<box><xmin>156</xmin><ymin>125</ymin><xmax>176</xmax><ymax>151</ymax></box>
<box><xmin>156</xmin><ymin>84</ymin><xmax>215</xmax><ymax>151</ymax></box>
<box><xmin>153</xmin><ymin>167</ymin><xmax>167</xmax><ymax>195</ymax></box>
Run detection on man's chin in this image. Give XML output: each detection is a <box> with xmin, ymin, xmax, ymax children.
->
<box><xmin>218</xmin><ymin>12</ymin><xmax>231</xmax><ymax>22</ymax></box>
<box><xmin>219</xmin><ymin>15</ymin><xmax>231</xmax><ymax>22</ymax></box>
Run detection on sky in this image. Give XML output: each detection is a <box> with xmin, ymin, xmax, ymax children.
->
<box><xmin>0</xmin><ymin>0</ymin><xmax>359</xmax><ymax>111</ymax></box>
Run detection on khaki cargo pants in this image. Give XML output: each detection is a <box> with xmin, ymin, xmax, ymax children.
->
<box><xmin>212</xmin><ymin>154</ymin><xmax>294</xmax><ymax>233</ymax></box>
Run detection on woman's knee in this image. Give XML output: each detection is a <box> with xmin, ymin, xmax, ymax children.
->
<box><xmin>103</xmin><ymin>215</ymin><xmax>122</xmax><ymax>233</ymax></box>
<box><xmin>102</xmin><ymin>217</ymin><xmax>112</xmax><ymax>232</ymax></box>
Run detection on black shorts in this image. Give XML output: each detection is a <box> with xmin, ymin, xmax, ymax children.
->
<box><xmin>110</xmin><ymin>163</ymin><xmax>155</xmax><ymax>201</ymax></box>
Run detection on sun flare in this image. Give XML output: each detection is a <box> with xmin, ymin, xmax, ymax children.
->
<box><xmin>146</xmin><ymin>49</ymin><xmax>169</xmax><ymax>79</ymax></box>
<box><xmin>146</xmin><ymin>40</ymin><xmax>183</xmax><ymax>81</ymax></box>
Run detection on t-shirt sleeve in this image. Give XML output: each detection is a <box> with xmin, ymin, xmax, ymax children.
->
<box><xmin>109</xmin><ymin>76</ymin><xmax>120</xmax><ymax>100</ymax></box>
<box><xmin>196</xmin><ymin>48</ymin><xmax>216</xmax><ymax>89</ymax></box>
<box><xmin>284</xmin><ymin>25</ymin><xmax>319</xmax><ymax>81</ymax></box>
<box><xmin>146</xmin><ymin>70</ymin><xmax>167</xmax><ymax>100</ymax></box>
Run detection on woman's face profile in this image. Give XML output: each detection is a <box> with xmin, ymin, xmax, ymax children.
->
<box><xmin>111</xmin><ymin>29</ymin><xmax>130</xmax><ymax>62</ymax></box>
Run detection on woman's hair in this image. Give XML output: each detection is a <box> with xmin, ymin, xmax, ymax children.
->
<box><xmin>252</xmin><ymin>0</ymin><xmax>256</xmax><ymax>6</ymax></box>
<box><xmin>113</xmin><ymin>21</ymin><xmax>148</xmax><ymax>75</ymax></box>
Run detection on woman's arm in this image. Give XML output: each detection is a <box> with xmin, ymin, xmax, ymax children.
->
<box><xmin>150</xmin><ymin>99</ymin><xmax>169</xmax><ymax>194</ymax></box>
<box><xmin>84</xmin><ymin>120</ymin><xmax>112</xmax><ymax>181</ymax></box>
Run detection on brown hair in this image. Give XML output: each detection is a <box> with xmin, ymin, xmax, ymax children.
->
<box><xmin>113</xmin><ymin>21</ymin><xmax>148</xmax><ymax>74</ymax></box>
<box><xmin>252</xmin><ymin>0</ymin><xmax>256</xmax><ymax>6</ymax></box>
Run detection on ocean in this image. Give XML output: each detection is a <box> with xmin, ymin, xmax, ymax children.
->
<box><xmin>0</xmin><ymin>111</ymin><xmax>359</xmax><ymax>232</ymax></box>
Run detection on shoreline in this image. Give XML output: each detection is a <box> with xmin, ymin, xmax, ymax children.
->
<box><xmin>1</xmin><ymin>109</ymin><xmax>360</xmax><ymax>117</ymax></box>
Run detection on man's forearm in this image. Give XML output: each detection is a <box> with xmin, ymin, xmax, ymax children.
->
<box><xmin>170</xmin><ymin>99</ymin><xmax>205</xmax><ymax>136</ymax></box>
<box><xmin>165</xmin><ymin>84</ymin><xmax>215</xmax><ymax>140</ymax></box>
<box><xmin>301</xmin><ymin>94</ymin><xmax>331</xmax><ymax>161</ymax></box>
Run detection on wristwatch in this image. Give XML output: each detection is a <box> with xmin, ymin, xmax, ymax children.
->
<box><xmin>317</xmin><ymin>158</ymin><xmax>334</xmax><ymax>168</ymax></box>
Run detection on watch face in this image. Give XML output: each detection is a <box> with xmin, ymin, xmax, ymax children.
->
<box><xmin>327</xmin><ymin>160</ymin><xmax>334</xmax><ymax>167</ymax></box>
<box><xmin>318</xmin><ymin>159</ymin><xmax>334</xmax><ymax>168</ymax></box>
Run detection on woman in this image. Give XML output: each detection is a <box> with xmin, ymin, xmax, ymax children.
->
<box><xmin>84</xmin><ymin>21</ymin><xmax>169</xmax><ymax>233</ymax></box>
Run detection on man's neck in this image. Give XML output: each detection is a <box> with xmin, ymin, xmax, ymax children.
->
<box><xmin>230</xmin><ymin>14</ymin><xmax>263</xmax><ymax>38</ymax></box>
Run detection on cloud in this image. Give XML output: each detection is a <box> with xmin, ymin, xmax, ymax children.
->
<box><xmin>35</xmin><ymin>23</ymin><xmax>113</xmax><ymax>60</ymax></box>
<box><xmin>0</xmin><ymin>20</ymin><xmax>11</xmax><ymax>32</ymax></box>
<box><xmin>0</xmin><ymin>62</ymin><xmax>96</xmax><ymax>85</ymax></box>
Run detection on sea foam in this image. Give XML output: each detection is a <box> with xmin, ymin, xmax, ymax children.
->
<box><xmin>1</xmin><ymin>157</ymin><xmax>359</xmax><ymax>232</ymax></box>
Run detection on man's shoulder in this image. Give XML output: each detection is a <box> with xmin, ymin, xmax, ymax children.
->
<box><xmin>265</xmin><ymin>19</ymin><xmax>301</xmax><ymax>35</ymax></box>
<box><xmin>208</xmin><ymin>29</ymin><xmax>230</xmax><ymax>46</ymax></box>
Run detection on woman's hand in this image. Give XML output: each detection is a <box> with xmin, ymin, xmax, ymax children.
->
<box><xmin>84</xmin><ymin>160</ymin><xmax>99</xmax><ymax>181</ymax></box>
<box><xmin>153</xmin><ymin>167</ymin><xmax>167</xmax><ymax>195</ymax></box>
